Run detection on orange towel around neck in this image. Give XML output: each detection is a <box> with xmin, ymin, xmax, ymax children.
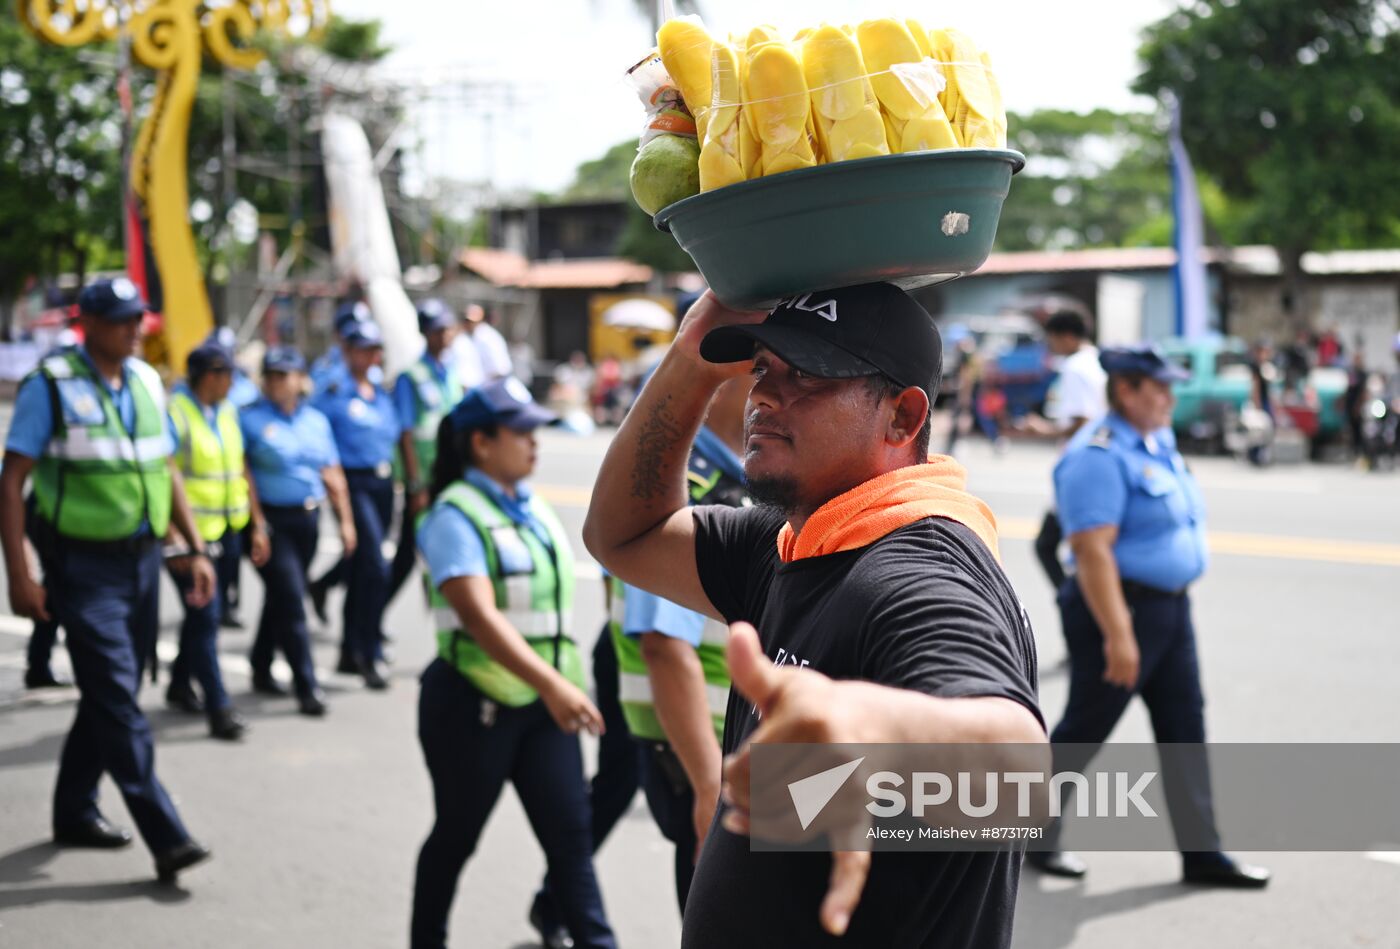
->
<box><xmin>776</xmin><ymin>455</ymin><xmax>1000</xmax><ymax>563</ymax></box>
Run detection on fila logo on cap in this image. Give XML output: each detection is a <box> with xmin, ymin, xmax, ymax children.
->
<box><xmin>774</xmin><ymin>293</ymin><xmax>838</xmax><ymax>322</ymax></box>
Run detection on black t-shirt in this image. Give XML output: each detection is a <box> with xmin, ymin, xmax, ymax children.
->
<box><xmin>681</xmin><ymin>505</ymin><xmax>1043</xmax><ymax>949</ymax></box>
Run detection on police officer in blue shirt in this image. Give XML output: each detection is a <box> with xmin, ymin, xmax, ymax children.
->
<box><xmin>310</xmin><ymin>300</ymin><xmax>370</xmax><ymax>394</ymax></box>
<box><xmin>1028</xmin><ymin>345</ymin><xmax>1270</xmax><ymax>888</ymax></box>
<box><xmin>411</xmin><ymin>378</ymin><xmax>615</xmax><ymax>949</ymax></box>
<box><xmin>387</xmin><ymin>299</ymin><xmax>462</xmax><ymax>604</ymax></box>
<box><xmin>0</xmin><ymin>278</ymin><xmax>214</xmax><ymax>882</ymax></box>
<box><xmin>311</xmin><ymin>321</ymin><xmax>400</xmax><ymax>690</ymax></box>
<box><xmin>241</xmin><ymin>346</ymin><xmax>356</xmax><ymax>716</ymax></box>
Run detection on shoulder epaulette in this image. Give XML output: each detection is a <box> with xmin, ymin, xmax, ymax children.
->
<box><xmin>1088</xmin><ymin>426</ymin><xmax>1114</xmax><ymax>449</ymax></box>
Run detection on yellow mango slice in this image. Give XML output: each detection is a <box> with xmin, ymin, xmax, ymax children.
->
<box><xmin>856</xmin><ymin>19</ymin><xmax>926</xmax><ymax>121</ymax></box>
<box><xmin>882</xmin><ymin>112</ymin><xmax>903</xmax><ymax>153</ymax></box>
<box><xmin>901</xmin><ymin>105</ymin><xmax>959</xmax><ymax>152</ymax></box>
<box><xmin>699</xmin><ymin>142</ymin><xmax>745</xmax><ymax>190</ymax></box>
<box><xmin>906</xmin><ymin>19</ymin><xmax>932</xmax><ymax>57</ymax></box>
<box><xmin>845</xmin><ymin>142</ymin><xmax>886</xmax><ymax>160</ymax></box>
<box><xmin>746</xmin><ymin>42</ymin><xmax>810</xmax><ymax>149</ymax></box>
<box><xmin>828</xmin><ymin>107</ymin><xmax>888</xmax><ymax>161</ymax></box>
<box><xmin>801</xmin><ymin>25</ymin><xmax>867</xmax><ymax>122</ymax></box>
<box><xmin>739</xmin><ymin>116</ymin><xmax>761</xmax><ymax>177</ymax></box>
<box><xmin>707</xmin><ymin>43</ymin><xmax>742</xmax><ymax>140</ymax></box>
<box><xmin>980</xmin><ymin>50</ymin><xmax>1008</xmax><ymax>146</ymax></box>
<box><xmin>657</xmin><ymin>17</ymin><xmax>713</xmax><ymax>123</ymax></box>
<box><xmin>746</xmin><ymin>24</ymin><xmax>781</xmax><ymax>51</ymax></box>
<box><xmin>764</xmin><ymin>150</ymin><xmax>816</xmax><ymax>176</ymax></box>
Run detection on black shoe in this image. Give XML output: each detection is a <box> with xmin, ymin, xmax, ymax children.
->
<box><xmin>529</xmin><ymin>893</ymin><xmax>575</xmax><ymax>949</ymax></box>
<box><xmin>54</xmin><ymin>817</ymin><xmax>133</xmax><ymax>849</ymax></box>
<box><xmin>297</xmin><ymin>689</ymin><xmax>329</xmax><ymax>717</ymax></box>
<box><xmin>359</xmin><ymin>659</ymin><xmax>390</xmax><ymax>691</ymax></box>
<box><xmin>24</xmin><ymin>668</ymin><xmax>71</xmax><ymax>689</ymax></box>
<box><xmin>1182</xmin><ymin>854</ymin><xmax>1271</xmax><ymax>889</ymax></box>
<box><xmin>309</xmin><ymin>580</ymin><xmax>329</xmax><ymax>625</ymax></box>
<box><xmin>155</xmin><ymin>840</ymin><xmax>211</xmax><ymax>884</ymax></box>
<box><xmin>165</xmin><ymin>685</ymin><xmax>205</xmax><ymax>715</ymax></box>
<box><xmin>251</xmin><ymin>673</ymin><xmax>288</xmax><ymax>697</ymax></box>
<box><xmin>1026</xmin><ymin>850</ymin><xmax>1088</xmax><ymax>878</ymax></box>
<box><xmin>335</xmin><ymin>653</ymin><xmax>359</xmax><ymax>675</ymax></box>
<box><xmin>208</xmin><ymin>707</ymin><xmax>248</xmax><ymax>741</ymax></box>
<box><xmin>219</xmin><ymin>613</ymin><xmax>244</xmax><ymax>630</ymax></box>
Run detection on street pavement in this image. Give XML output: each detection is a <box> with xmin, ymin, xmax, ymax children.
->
<box><xmin>1</xmin><ymin>416</ymin><xmax>1398</xmax><ymax>948</ymax></box>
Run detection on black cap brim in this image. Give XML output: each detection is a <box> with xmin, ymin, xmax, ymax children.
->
<box><xmin>701</xmin><ymin>324</ymin><xmax>881</xmax><ymax>379</ymax></box>
<box><xmin>500</xmin><ymin>403</ymin><xmax>560</xmax><ymax>431</ymax></box>
<box><xmin>91</xmin><ymin>303</ymin><xmax>146</xmax><ymax>322</ymax></box>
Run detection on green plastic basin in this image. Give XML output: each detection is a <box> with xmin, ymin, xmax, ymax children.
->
<box><xmin>654</xmin><ymin>148</ymin><xmax>1025</xmax><ymax>310</ymax></box>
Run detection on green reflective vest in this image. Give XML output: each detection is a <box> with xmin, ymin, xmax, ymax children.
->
<box><xmin>401</xmin><ymin>355</ymin><xmax>463</xmax><ymax>480</ymax></box>
<box><xmin>31</xmin><ymin>350</ymin><xmax>173</xmax><ymax>541</ymax></box>
<box><xmin>611</xmin><ymin>443</ymin><xmax>750</xmax><ymax>743</ymax></box>
<box><xmin>169</xmin><ymin>391</ymin><xmax>249</xmax><ymax>541</ymax></box>
<box><xmin>427</xmin><ymin>480</ymin><xmax>581</xmax><ymax>707</ymax></box>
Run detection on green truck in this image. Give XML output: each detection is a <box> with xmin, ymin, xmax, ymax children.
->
<box><xmin>1162</xmin><ymin>336</ymin><xmax>1347</xmax><ymax>456</ymax></box>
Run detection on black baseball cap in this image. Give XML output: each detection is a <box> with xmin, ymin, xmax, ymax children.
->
<box><xmin>700</xmin><ymin>282</ymin><xmax>943</xmax><ymax>396</ymax></box>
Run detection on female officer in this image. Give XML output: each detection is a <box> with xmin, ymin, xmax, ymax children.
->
<box><xmin>410</xmin><ymin>378</ymin><xmax>615</xmax><ymax>949</ymax></box>
<box><xmin>310</xmin><ymin>320</ymin><xmax>401</xmax><ymax>690</ymax></box>
<box><xmin>240</xmin><ymin>346</ymin><xmax>356</xmax><ymax>716</ymax></box>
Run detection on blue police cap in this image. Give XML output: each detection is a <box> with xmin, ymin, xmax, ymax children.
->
<box><xmin>187</xmin><ymin>342</ymin><xmax>234</xmax><ymax>379</ymax></box>
<box><xmin>416</xmin><ymin>298</ymin><xmax>457</xmax><ymax>334</ymax></box>
<box><xmin>204</xmin><ymin>326</ymin><xmax>237</xmax><ymax>353</ymax></box>
<box><xmin>334</xmin><ymin>301</ymin><xmax>372</xmax><ymax>335</ymax></box>
<box><xmin>77</xmin><ymin>277</ymin><xmax>147</xmax><ymax>322</ymax></box>
<box><xmin>1099</xmin><ymin>345</ymin><xmax>1191</xmax><ymax>383</ymax></box>
<box><xmin>448</xmin><ymin>377</ymin><xmax>558</xmax><ymax>433</ymax></box>
<box><xmin>343</xmin><ymin>320</ymin><xmax>384</xmax><ymax>349</ymax></box>
<box><xmin>262</xmin><ymin>345</ymin><xmax>307</xmax><ymax>374</ymax></box>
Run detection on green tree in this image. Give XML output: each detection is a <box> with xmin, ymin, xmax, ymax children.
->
<box><xmin>561</xmin><ymin>137</ymin><xmax>696</xmax><ymax>272</ymax></box>
<box><xmin>1135</xmin><ymin>0</ymin><xmax>1400</xmax><ymax>322</ymax></box>
<box><xmin>0</xmin><ymin>16</ymin><xmax>124</xmax><ymax>315</ymax></box>
<box><xmin>997</xmin><ymin>108</ymin><xmax>1174</xmax><ymax>252</ymax></box>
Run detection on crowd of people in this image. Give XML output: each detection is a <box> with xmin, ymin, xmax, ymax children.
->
<box><xmin>2</xmin><ymin>278</ymin><xmax>1278</xmax><ymax>948</ymax></box>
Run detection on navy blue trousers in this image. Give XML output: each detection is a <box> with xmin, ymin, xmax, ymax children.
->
<box><xmin>411</xmin><ymin>659</ymin><xmax>616</xmax><ymax>949</ymax></box>
<box><xmin>166</xmin><ymin>528</ymin><xmax>237</xmax><ymax>712</ymax></box>
<box><xmin>250</xmin><ymin>505</ymin><xmax>320</xmax><ymax>696</ymax></box>
<box><xmin>1047</xmin><ymin>580</ymin><xmax>1222</xmax><ymax>855</ymax></box>
<box><xmin>534</xmin><ymin>628</ymin><xmax>642</xmax><ymax>931</ymax></box>
<box><xmin>343</xmin><ymin>470</ymin><xmax>392</xmax><ymax>664</ymax></box>
<box><xmin>51</xmin><ymin>543</ymin><xmax>190</xmax><ymax>853</ymax></box>
<box><xmin>27</xmin><ymin>617</ymin><xmax>58</xmax><ymax>674</ymax></box>
<box><xmin>216</xmin><ymin>526</ymin><xmax>242</xmax><ymax>620</ymax></box>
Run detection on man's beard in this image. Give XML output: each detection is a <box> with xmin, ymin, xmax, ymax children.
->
<box><xmin>746</xmin><ymin>474</ymin><xmax>802</xmax><ymax>515</ymax></box>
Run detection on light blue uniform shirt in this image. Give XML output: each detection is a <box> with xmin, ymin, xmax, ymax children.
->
<box><xmin>393</xmin><ymin>352</ymin><xmax>455</xmax><ymax>431</ymax></box>
<box><xmin>417</xmin><ymin>468</ymin><xmax>553</xmax><ymax>584</ymax></box>
<box><xmin>5</xmin><ymin>346</ymin><xmax>173</xmax><ymax>460</ymax></box>
<box><xmin>620</xmin><ymin>424</ymin><xmax>743</xmax><ymax>646</ymax></box>
<box><xmin>1055</xmin><ymin>411</ymin><xmax>1208</xmax><ymax>592</ymax></box>
<box><xmin>240</xmin><ymin>397</ymin><xmax>340</xmax><ymax>506</ymax></box>
<box><xmin>228</xmin><ymin>370</ymin><xmax>259</xmax><ymax>409</ymax></box>
<box><xmin>311</xmin><ymin>377</ymin><xmax>401</xmax><ymax>470</ymax></box>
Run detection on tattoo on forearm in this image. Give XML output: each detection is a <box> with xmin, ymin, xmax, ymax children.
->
<box><xmin>632</xmin><ymin>394</ymin><xmax>683</xmax><ymax>500</ymax></box>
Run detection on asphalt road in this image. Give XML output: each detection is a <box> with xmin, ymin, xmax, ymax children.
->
<box><xmin>1</xmin><ymin>417</ymin><xmax>1398</xmax><ymax>949</ymax></box>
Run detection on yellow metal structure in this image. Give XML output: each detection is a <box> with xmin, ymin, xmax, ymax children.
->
<box><xmin>15</xmin><ymin>1</ymin><xmax>328</xmax><ymax>370</ymax></box>
<box><xmin>588</xmin><ymin>293</ymin><xmax>676</xmax><ymax>366</ymax></box>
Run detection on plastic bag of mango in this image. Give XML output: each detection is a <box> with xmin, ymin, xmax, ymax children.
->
<box><xmin>647</xmin><ymin>15</ymin><xmax>1006</xmax><ymax>199</ymax></box>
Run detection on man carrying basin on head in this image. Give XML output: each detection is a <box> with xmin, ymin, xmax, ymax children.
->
<box><xmin>584</xmin><ymin>282</ymin><xmax>1046</xmax><ymax>948</ymax></box>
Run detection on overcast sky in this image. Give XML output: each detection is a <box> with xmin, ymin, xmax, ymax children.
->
<box><xmin>331</xmin><ymin>0</ymin><xmax>1180</xmax><ymax>199</ymax></box>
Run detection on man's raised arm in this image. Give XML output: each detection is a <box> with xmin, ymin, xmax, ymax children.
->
<box><xmin>582</xmin><ymin>292</ymin><xmax>762</xmax><ymax>618</ymax></box>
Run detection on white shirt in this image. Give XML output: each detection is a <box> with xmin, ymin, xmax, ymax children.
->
<box><xmin>1047</xmin><ymin>344</ymin><xmax>1108</xmax><ymax>430</ymax></box>
<box><xmin>470</xmin><ymin>322</ymin><xmax>513</xmax><ymax>381</ymax></box>
<box><xmin>450</xmin><ymin>333</ymin><xmax>485</xmax><ymax>389</ymax></box>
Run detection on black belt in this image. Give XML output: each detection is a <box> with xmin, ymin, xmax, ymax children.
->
<box><xmin>1121</xmin><ymin>578</ymin><xmax>1188</xmax><ymax>599</ymax></box>
<box><xmin>344</xmin><ymin>463</ymin><xmax>393</xmax><ymax>480</ymax></box>
<box><xmin>53</xmin><ymin>533</ymin><xmax>159</xmax><ymax>557</ymax></box>
<box><xmin>263</xmin><ymin>500</ymin><xmax>321</xmax><ymax>514</ymax></box>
